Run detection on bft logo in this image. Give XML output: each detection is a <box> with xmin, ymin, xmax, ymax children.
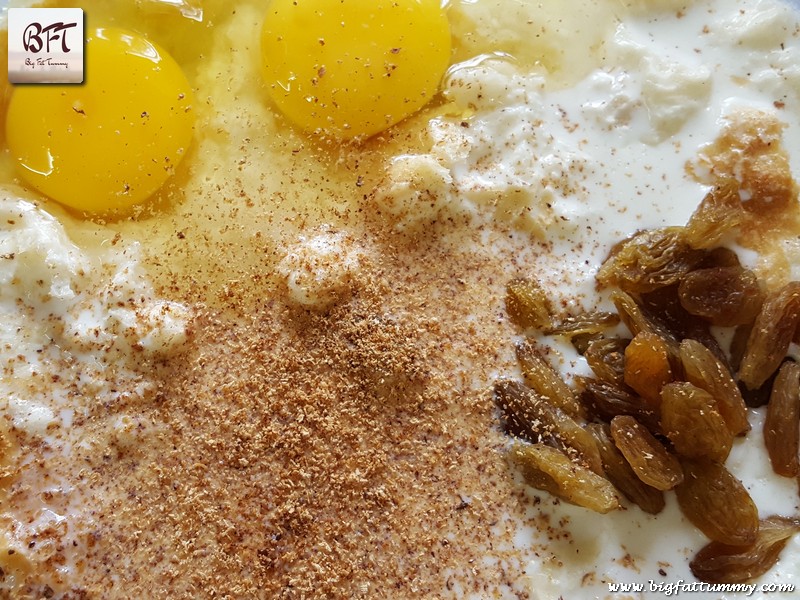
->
<box><xmin>8</xmin><ymin>8</ymin><xmax>84</xmax><ymax>84</ymax></box>
<box><xmin>22</xmin><ymin>21</ymin><xmax>78</xmax><ymax>54</ymax></box>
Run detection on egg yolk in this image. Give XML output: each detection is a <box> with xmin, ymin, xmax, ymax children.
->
<box><xmin>6</xmin><ymin>28</ymin><xmax>194</xmax><ymax>214</ymax></box>
<box><xmin>261</xmin><ymin>0</ymin><xmax>451</xmax><ymax>140</ymax></box>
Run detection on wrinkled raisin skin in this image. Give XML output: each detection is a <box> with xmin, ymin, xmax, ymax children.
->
<box><xmin>764</xmin><ymin>361</ymin><xmax>800</xmax><ymax>477</ymax></box>
<box><xmin>494</xmin><ymin>380</ymin><xmax>602</xmax><ymax>474</ymax></box>
<box><xmin>610</xmin><ymin>415</ymin><xmax>683</xmax><ymax>491</ymax></box>
<box><xmin>678</xmin><ymin>266</ymin><xmax>763</xmax><ymax>327</ymax></box>
<box><xmin>589</xmin><ymin>423</ymin><xmax>665</xmax><ymax>515</ymax></box>
<box><xmin>684</xmin><ymin>178</ymin><xmax>745</xmax><ymax>250</ymax></box>
<box><xmin>578</xmin><ymin>378</ymin><xmax>661</xmax><ymax>433</ymax></box>
<box><xmin>509</xmin><ymin>442</ymin><xmax>620</xmax><ymax>514</ymax></box>
<box><xmin>506</xmin><ymin>278</ymin><xmax>554</xmax><ymax>331</ymax></box>
<box><xmin>545</xmin><ymin>311</ymin><xmax>620</xmax><ymax>337</ymax></box>
<box><xmin>661</xmin><ymin>382</ymin><xmax>733</xmax><ymax>463</ymax></box>
<box><xmin>584</xmin><ymin>337</ymin><xmax>629</xmax><ymax>386</ymax></box>
<box><xmin>680</xmin><ymin>339</ymin><xmax>750</xmax><ymax>436</ymax></box>
<box><xmin>624</xmin><ymin>331</ymin><xmax>673</xmax><ymax>408</ymax></box>
<box><xmin>598</xmin><ymin>227</ymin><xmax>705</xmax><ymax>294</ymax></box>
<box><xmin>675</xmin><ymin>460</ymin><xmax>758</xmax><ymax>547</ymax></box>
<box><xmin>740</xmin><ymin>282</ymin><xmax>800</xmax><ymax>390</ymax></box>
<box><xmin>515</xmin><ymin>341</ymin><xmax>586</xmax><ymax>420</ymax></box>
<box><xmin>690</xmin><ymin>516</ymin><xmax>800</xmax><ymax>584</ymax></box>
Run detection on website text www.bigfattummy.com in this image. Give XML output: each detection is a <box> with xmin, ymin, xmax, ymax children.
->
<box><xmin>608</xmin><ymin>580</ymin><xmax>796</xmax><ymax>596</ymax></box>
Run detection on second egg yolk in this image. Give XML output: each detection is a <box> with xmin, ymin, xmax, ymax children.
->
<box><xmin>6</xmin><ymin>28</ymin><xmax>195</xmax><ymax>215</ymax></box>
<box><xmin>261</xmin><ymin>0</ymin><xmax>451</xmax><ymax>140</ymax></box>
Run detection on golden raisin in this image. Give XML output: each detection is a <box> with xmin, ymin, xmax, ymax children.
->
<box><xmin>545</xmin><ymin>311</ymin><xmax>620</xmax><ymax>337</ymax></box>
<box><xmin>683</xmin><ymin>178</ymin><xmax>745</xmax><ymax>249</ymax></box>
<box><xmin>506</xmin><ymin>278</ymin><xmax>554</xmax><ymax>331</ymax></box>
<box><xmin>584</xmin><ymin>337</ymin><xmax>629</xmax><ymax>386</ymax></box>
<box><xmin>598</xmin><ymin>227</ymin><xmax>705</xmax><ymax>294</ymax></box>
<box><xmin>578</xmin><ymin>378</ymin><xmax>661</xmax><ymax>433</ymax></box>
<box><xmin>610</xmin><ymin>415</ymin><xmax>683</xmax><ymax>491</ymax></box>
<box><xmin>764</xmin><ymin>361</ymin><xmax>800</xmax><ymax>477</ymax></box>
<box><xmin>740</xmin><ymin>282</ymin><xmax>800</xmax><ymax>390</ymax></box>
<box><xmin>640</xmin><ymin>284</ymin><xmax>729</xmax><ymax>370</ymax></box>
<box><xmin>494</xmin><ymin>380</ymin><xmax>602</xmax><ymax>474</ymax></box>
<box><xmin>588</xmin><ymin>423</ymin><xmax>665</xmax><ymax>515</ymax></box>
<box><xmin>678</xmin><ymin>266</ymin><xmax>764</xmax><ymax>327</ymax></box>
<box><xmin>690</xmin><ymin>516</ymin><xmax>800</xmax><ymax>584</ymax></box>
<box><xmin>675</xmin><ymin>459</ymin><xmax>758</xmax><ymax>547</ymax></box>
<box><xmin>611</xmin><ymin>291</ymin><xmax>681</xmax><ymax>363</ymax></box>
<box><xmin>661</xmin><ymin>382</ymin><xmax>733</xmax><ymax>463</ymax></box>
<box><xmin>699</xmin><ymin>246</ymin><xmax>741</xmax><ymax>269</ymax></box>
<box><xmin>623</xmin><ymin>331</ymin><xmax>673</xmax><ymax>407</ymax></box>
<box><xmin>509</xmin><ymin>442</ymin><xmax>620</xmax><ymax>514</ymax></box>
<box><xmin>680</xmin><ymin>339</ymin><xmax>750</xmax><ymax>436</ymax></box>
<box><xmin>515</xmin><ymin>340</ymin><xmax>585</xmax><ymax>420</ymax></box>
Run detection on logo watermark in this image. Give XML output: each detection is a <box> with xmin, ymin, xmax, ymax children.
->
<box><xmin>608</xmin><ymin>580</ymin><xmax>796</xmax><ymax>597</ymax></box>
<box><xmin>8</xmin><ymin>7</ymin><xmax>84</xmax><ymax>84</ymax></box>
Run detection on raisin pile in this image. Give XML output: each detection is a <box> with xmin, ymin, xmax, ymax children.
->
<box><xmin>496</xmin><ymin>179</ymin><xmax>800</xmax><ymax>583</ymax></box>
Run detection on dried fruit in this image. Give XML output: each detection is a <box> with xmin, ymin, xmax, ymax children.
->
<box><xmin>678</xmin><ymin>266</ymin><xmax>764</xmax><ymax>326</ymax></box>
<box><xmin>506</xmin><ymin>277</ymin><xmax>554</xmax><ymax>330</ymax></box>
<box><xmin>740</xmin><ymin>281</ymin><xmax>800</xmax><ymax>390</ymax></box>
<box><xmin>690</xmin><ymin>516</ymin><xmax>800</xmax><ymax>584</ymax></box>
<box><xmin>509</xmin><ymin>442</ymin><xmax>619</xmax><ymax>514</ymax></box>
<box><xmin>588</xmin><ymin>423</ymin><xmax>665</xmax><ymax>515</ymax></box>
<box><xmin>699</xmin><ymin>246</ymin><xmax>741</xmax><ymax>269</ymax></box>
<box><xmin>661</xmin><ymin>382</ymin><xmax>733</xmax><ymax>463</ymax></box>
<box><xmin>680</xmin><ymin>339</ymin><xmax>750</xmax><ymax>436</ymax></box>
<box><xmin>675</xmin><ymin>459</ymin><xmax>758</xmax><ymax>546</ymax></box>
<box><xmin>545</xmin><ymin>311</ymin><xmax>620</xmax><ymax>337</ymax></box>
<box><xmin>494</xmin><ymin>379</ymin><xmax>538</xmax><ymax>440</ymax></box>
<box><xmin>611</xmin><ymin>291</ymin><xmax>681</xmax><ymax>362</ymax></box>
<box><xmin>515</xmin><ymin>341</ymin><xmax>585</xmax><ymax>420</ymax></box>
<box><xmin>494</xmin><ymin>380</ymin><xmax>601</xmax><ymax>474</ymax></box>
<box><xmin>764</xmin><ymin>361</ymin><xmax>800</xmax><ymax>477</ymax></box>
<box><xmin>598</xmin><ymin>227</ymin><xmax>705</xmax><ymax>293</ymax></box>
<box><xmin>624</xmin><ymin>331</ymin><xmax>673</xmax><ymax>407</ymax></box>
<box><xmin>578</xmin><ymin>378</ymin><xmax>660</xmax><ymax>433</ymax></box>
<box><xmin>683</xmin><ymin>178</ymin><xmax>745</xmax><ymax>249</ymax></box>
<box><xmin>610</xmin><ymin>415</ymin><xmax>683</xmax><ymax>491</ymax></box>
<box><xmin>584</xmin><ymin>337</ymin><xmax>629</xmax><ymax>386</ymax></box>
<box><xmin>497</xmin><ymin>173</ymin><xmax>800</xmax><ymax>584</ymax></box>
<box><xmin>571</xmin><ymin>332</ymin><xmax>602</xmax><ymax>355</ymax></box>
<box><xmin>640</xmin><ymin>285</ymin><xmax>729</xmax><ymax>370</ymax></box>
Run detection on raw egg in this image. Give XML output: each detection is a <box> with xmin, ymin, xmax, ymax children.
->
<box><xmin>260</xmin><ymin>0</ymin><xmax>451</xmax><ymax>139</ymax></box>
<box><xmin>5</xmin><ymin>27</ymin><xmax>195</xmax><ymax>214</ymax></box>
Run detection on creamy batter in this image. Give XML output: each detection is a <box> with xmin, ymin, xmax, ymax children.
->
<box><xmin>1</xmin><ymin>0</ymin><xmax>800</xmax><ymax>598</ymax></box>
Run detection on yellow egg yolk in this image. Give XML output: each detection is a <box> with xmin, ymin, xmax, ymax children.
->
<box><xmin>260</xmin><ymin>0</ymin><xmax>451</xmax><ymax>140</ymax></box>
<box><xmin>5</xmin><ymin>27</ymin><xmax>195</xmax><ymax>215</ymax></box>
